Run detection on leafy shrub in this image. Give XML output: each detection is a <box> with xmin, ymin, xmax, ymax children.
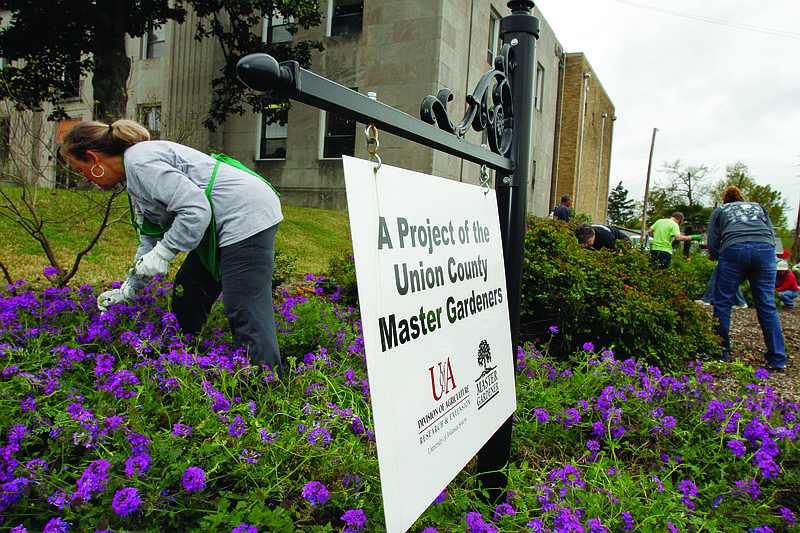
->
<box><xmin>272</xmin><ymin>249</ymin><xmax>298</xmax><ymax>291</ymax></box>
<box><xmin>325</xmin><ymin>252</ymin><xmax>358</xmax><ymax>307</ymax></box>
<box><xmin>520</xmin><ymin>216</ymin><xmax>721</xmax><ymax>367</ymax></box>
<box><xmin>670</xmin><ymin>251</ymin><xmax>715</xmax><ymax>301</ymax></box>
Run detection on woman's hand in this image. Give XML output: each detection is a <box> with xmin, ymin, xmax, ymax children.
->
<box><xmin>135</xmin><ymin>242</ymin><xmax>177</xmax><ymax>277</ymax></box>
<box><xmin>97</xmin><ymin>282</ymin><xmax>135</xmax><ymax>312</ymax></box>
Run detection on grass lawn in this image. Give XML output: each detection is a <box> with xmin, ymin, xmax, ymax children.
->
<box><xmin>0</xmin><ymin>187</ymin><xmax>352</xmax><ymax>289</ymax></box>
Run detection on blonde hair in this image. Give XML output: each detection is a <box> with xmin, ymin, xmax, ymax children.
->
<box><xmin>60</xmin><ymin>119</ymin><xmax>150</xmax><ymax>161</ymax></box>
<box><xmin>722</xmin><ymin>186</ymin><xmax>744</xmax><ymax>204</ymax></box>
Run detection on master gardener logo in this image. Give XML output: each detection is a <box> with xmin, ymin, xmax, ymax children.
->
<box><xmin>475</xmin><ymin>339</ymin><xmax>499</xmax><ymax>410</ymax></box>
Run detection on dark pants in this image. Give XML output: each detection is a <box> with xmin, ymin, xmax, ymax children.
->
<box><xmin>172</xmin><ymin>224</ymin><xmax>282</xmax><ymax>380</ymax></box>
<box><xmin>650</xmin><ymin>250</ymin><xmax>672</xmax><ymax>270</ymax></box>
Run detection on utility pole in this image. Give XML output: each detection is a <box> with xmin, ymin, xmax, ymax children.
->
<box><xmin>639</xmin><ymin>127</ymin><xmax>657</xmax><ymax>246</ymax></box>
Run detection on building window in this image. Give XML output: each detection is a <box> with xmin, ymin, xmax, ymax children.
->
<box><xmin>263</xmin><ymin>13</ymin><xmax>293</xmax><ymax>44</ymax></box>
<box><xmin>330</xmin><ymin>0</ymin><xmax>363</xmax><ymax>36</ymax></box>
<box><xmin>137</xmin><ymin>104</ymin><xmax>162</xmax><ymax>139</ymax></box>
<box><xmin>534</xmin><ymin>63</ymin><xmax>544</xmax><ymax>111</ymax></box>
<box><xmin>259</xmin><ymin>106</ymin><xmax>288</xmax><ymax>159</ymax></box>
<box><xmin>143</xmin><ymin>24</ymin><xmax>166</xmax><ymax>59</ymax></box>
<box><xmin>487</xmin><ymin>10</ymin><xmax>501</xmax><ymax>64</ymax></box>
<box><xmin>321</xmin><ymin>111</ymin><xmax>355</xmax><ymax>159</ymax></box>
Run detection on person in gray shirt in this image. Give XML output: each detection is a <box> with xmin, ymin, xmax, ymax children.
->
<box><xmin>706</xmin><ymin>185</ymin><xmax>785</xmax><ymax>370</ymax></box>
<box><xmin>61</xmin><ymin>119</ymin><xmax>284</xmax><ymax>380</ymax></box>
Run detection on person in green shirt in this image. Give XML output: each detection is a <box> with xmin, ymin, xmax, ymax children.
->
<box><xmin>647</xmin><ymin>212</ymin><xmax>701</xmax><ymax>269</ymax></box>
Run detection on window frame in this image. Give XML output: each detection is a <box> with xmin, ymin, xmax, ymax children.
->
<box><xmin>319</xmin><ymin>109</ymin><xmax>356</xmax><ymax>160</ymax></box>
<box><xmin>328</xmin><ymin>0</ymin><xmax>364</xmax><ymax>37</ymax></box>
<box><xmin>534</xmin><ymin>62</ymin><xmax>544</xmax><ymax>111</ymax></box>
<box><xmin>487</xmin><ymin>9</ymin><xmax>502</xmax><ymax>65</ymax></box>
<box><xmin>143</xmin><ymin>24</ymin><xmax>166</xmax><ymax>59</ymax></box>
<box><xmin>263</xmin><ymin>13</ymin><xmax>293</xmax><ymax>45</ymax></box>
<box><xmin>256</xmin><ymin>105</ymin><xmax>289</xmax><ymax>161</ymax></box>
<box><xmin>137</xmin><ymin>104</ymin><xmax>162</xmax><ymax>139</ymax></box>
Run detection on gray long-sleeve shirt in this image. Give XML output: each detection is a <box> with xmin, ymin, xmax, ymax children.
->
<box><xmin>707</xmin><ymin>201</ymin><xmax>776</xmax><ymax>259</ymax></box>
<box><xmin>123</xmin><ymin>141</ymin><xmax>282</xmax><ymax>286</ymax></box>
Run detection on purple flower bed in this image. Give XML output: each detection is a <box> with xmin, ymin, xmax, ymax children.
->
<box><xmin>1</xmin><ymin>276</ymin><xmax>798</xmax><ymax>532</ymax></box>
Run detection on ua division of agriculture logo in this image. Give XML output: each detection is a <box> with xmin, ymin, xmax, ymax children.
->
<box><xmin>475</xmin><ymin>339</ymin><xmax>500</xmax><ymax>410</ymax></box>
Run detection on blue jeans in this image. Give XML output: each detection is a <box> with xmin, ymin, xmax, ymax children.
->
<box><xmin>701</xmin><ymin>265</ymin><xmax>746</xmax><ymax>306</ymax></box>
<box><xmin>777</xmin><ymin>290</ymin><xmax>798</xmax><ymax>309</ymax></box>
<box><xmin>650</xmin><ymin>250</ymin><xmax>672</xmax><ymax>270</ymax></box>
<box><xmin>713</xmin><ymin>242</ymin><xmax>785</xmax><ymax>366</ymax></box>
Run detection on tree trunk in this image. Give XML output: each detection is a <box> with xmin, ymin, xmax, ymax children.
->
<box><xmin>91</xmin><ymin>1</ymin><xmax>131</xmax><ymax>122</ymax></box>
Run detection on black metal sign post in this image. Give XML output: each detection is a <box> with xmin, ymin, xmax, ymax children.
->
<box><xmin>237</xmin><ymin>0</ymin><xmax>538</xmax><ymax>503</ymax></box>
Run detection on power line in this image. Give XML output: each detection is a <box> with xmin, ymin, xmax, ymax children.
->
<box><xmin>614</xmin><ymin>0</ymin><xmax>800</xmax><ymax>40</ymax></box>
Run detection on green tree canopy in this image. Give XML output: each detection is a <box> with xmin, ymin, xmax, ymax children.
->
<box><xmin>607</xmin><ymin>181</ymin><xmax>636</xmax><ymax>226</ymax></box>
<box><xmin>0</xmin><ymin>0</ymin><xmax>323</xmax><ymax>126</ymax></box>
<box><xmin>712</xmin><ymin>162</ymin><xmax>788</xmax><ymax>230</ymax></box>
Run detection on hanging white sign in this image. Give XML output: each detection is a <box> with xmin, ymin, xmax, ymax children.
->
<box><xmin>342</xmin><ymin>156</ymin><xmax>516</xmax><ymax>533</ymax></box>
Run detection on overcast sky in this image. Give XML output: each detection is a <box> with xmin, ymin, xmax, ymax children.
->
<box><xmin>536</xmin><ymin>0</ymin><xmax>800</xmax><ymax>228</ymax></box>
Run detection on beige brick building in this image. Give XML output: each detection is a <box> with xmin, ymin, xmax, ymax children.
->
<box><xmin>3</xmin><ymin>0</ymin><xmax>614</xmax><ymax>220</ymax></box>
<box><xmin>552</xmin><ymin>53</ymin><xmax>616</xmax><ymax>223</ymax></box>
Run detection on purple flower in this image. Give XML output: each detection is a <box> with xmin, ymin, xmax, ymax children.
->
<box><xmin>678</xmin><ymin>479</ymin><xmax>698</xmax><ymax>498</ymax></box>
<box><xmin>260</xmin><ymin>429</ymin><xmax>277</xmax><ymax>443</ymax></box>
<box><xmin>549</xmin><ymin>326</ymin><xmax>558</xmax><ymax>334</ymax></box>
<box><xmin>43</xmin><ymin>518</ymin><xmax>70</xmax><ymax>533</ymax></box>
<box><xmin>432</xmin><ymin>490</ymin><xmax>446</xmax><ymax>503</ymax></box>
<box><xmin>112</xmin><ymin>487</ymin><xmax>142</xmax><ymax>517</ymax></box>
<box><xmin>463</xmin><ymin>512</ymin><xmax>497</xmax><ymax>533</ymax></box>
<box><xmin>172</xmin><ymin>423</ymin><xmax>193</xmax><ymax>437</ymax></box>
<box><xmin>44</xmin><ymin>267</ymin><xmax>59</xmax><ymax>277</ymax></box>
<box><xmin>527</xmin><ymin>518</ymin><xmax>549</xmax><ymax>533</ymax></box>
<box><xmin>308</xmin><ymin>427</ymin><xmax>332</xmax><ymax>447</ymax></box>
<box><xmin>341</xmin><ymin>509</ymin><xmax>367</xmax><ymax>530</ymax></box>
<box><xmin>228</xmin><ymin>416</ymin><xmax>246</xmax><ymax>437</ymax></box>
<box><xmin>583</xmin><ymin>342</ymin><xmax>595</xmax><ymax>351</ymax></box>
<box><xmin>302</xmin><ymin>481</ymin><xmax>329</xmax><ymax>506</ymax></box>
<box><xmin>421</xmin><ymin>529</ymin><xmax>439</xmax><ymax>533</ymax></box>
<box><xmin>494</xmin><ymin>503</ymin><xmax>515</xmax><ymax>518</ymax></box>
<box><xmin>183</xmin><ymin>467</ymin><xmax>207</xmax><ymax>492</ymax></box>
<box><xmin>667</xmin><ymin>519</ymin><xmax>679</xmax><ymax>533</ymax></box>
<box><xmin>239</xmin><ymin>449</ymin><xmax>262</xmax><ymax>464</ymax></box>
<box><xmin>124</xmin><ymin>453</ymin><xmax>151</xmax><ymax>478</ymax></box>
<box><xmin>10</xmin><ymin>526</ymin><xmax>27</xmax><ymax>533</ymax></box>
<box><xmin>76</xmin><ymin>458</ymin><xmax>111</xmax><ymax>496</ymax></box>
<box><xmin>781</xmin><ymin>508</ymin><xmax>796</xmax><ymax>526</ymax></box>
<box><xmin>533</xmin><ymin>408</ymin><xmax>549</xmax><ymax>423</ymax></box>
<box><xmin>231</xmin><ymin>524</ymin><xmax>257</xmax><ymax>533</ymax></box>
<box><xmin>621</xmin><ymin>511</ymin><xmax>634</xmax><ymax>531</ymax></box>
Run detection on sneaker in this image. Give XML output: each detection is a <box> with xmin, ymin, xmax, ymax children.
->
<box><xmin>733</xmin><ymin>303</ymin><xmax>748</xmax><ymax>309</ymax></box>
<box><xmin>694</xmin><ymin>299</ymin><xmax>712</xmax><ymax>307</ymax></box>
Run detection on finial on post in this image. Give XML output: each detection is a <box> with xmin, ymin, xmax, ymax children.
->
<box><xmin>236</xmin><ymin>53</ymin><xmax>300</xmax><ymax>95</ymax></box>
<box><xmin>507</xmin><ymin>0</ymin><xmax>534</xmax><ymax>14</ymax></box>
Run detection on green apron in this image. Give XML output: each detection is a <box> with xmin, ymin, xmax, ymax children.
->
<box><xmin>128</xmin><ymin>154</ymin><xmax>278</xmax><ymax>282</ymax></box>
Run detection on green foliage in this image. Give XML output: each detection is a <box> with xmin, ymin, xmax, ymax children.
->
<box><xmin>325</xmin><ymin>252</ymin><xmax>358</xmax><ymax>308</ymax></box>
<box><xmin>0</xmin><ymin>0</ymin><xmax>324</xmax><ymax>126</ymax></box>
<box><xmin>272</xmin><ymin>249</ymin><xmax>297</xmax><ymax>290</ymax></box>
<box><xmin>669</xmin><ymin>251</ymin><xmax>715</xmax><ymax>301</ymax></box>
<box><xmin>520</xmin><ymin>216</ymin><xmax>721</xmax><ymax>367</ymax></box>
<box><xmin>607</xmin><ymin>181</ymin><xmax>636</xmax><ymax>226</ymax></box>
<box><xmin>713</xmin><ymin>161</ymin><xmax>789</xmax><ymax>231</ymax></box>
<box><xmin>1</xmin><ymin>278</ymin><xmax>799</xmax><ymax>533</ymax></box>
<box><xmin>512</xmin><ymin>344</ymin><xmax>800</xmax><ymax>533</ymax></box>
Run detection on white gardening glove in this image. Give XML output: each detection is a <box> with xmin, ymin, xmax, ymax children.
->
<box><xmin>134</xmin><ymin>241</ymin><xmax>177</xmax><ymax>277</ymax></box>
<box><xmin>97</xmin><ymin>281</ymin><xmax>136</xmax><ymax>313</ymax></box>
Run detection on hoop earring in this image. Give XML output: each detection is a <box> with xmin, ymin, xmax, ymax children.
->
<box><xmin>91</xmin><ymin>164</ymin><xmax>105</xmax><ymax>178</ymax></box>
